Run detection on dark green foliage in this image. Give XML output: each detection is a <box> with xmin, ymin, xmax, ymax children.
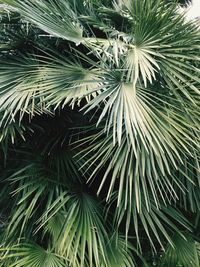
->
<box><xmin>0</xmin><ymin>0</ymin><xmax>199</xmax><ymax>266</ymax></box>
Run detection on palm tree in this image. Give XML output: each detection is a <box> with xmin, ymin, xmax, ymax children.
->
<box><xmin>0</xmin><ymin>0</ymin><xmax>199</xmax><ymax>266</ymax></box>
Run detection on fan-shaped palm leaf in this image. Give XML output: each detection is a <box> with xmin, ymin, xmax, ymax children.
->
<box><xmin>161</xmin><ymin>233</ymin><xmax>200</xmax><ymax>267</ymax></box>
<box><xmin>0</xmin><ymin>0</ymin><xmax>200</xmax><ymax>266</ymax></box>
<box><xmin>39</xmin><ymin>192</ymin><xmax>109</xmax><ymax>267</ymax></box>
<box><xmin>4</xmin><ymin>0</ymin><xmax>84</xmax><ymax>44</ymax></box>
<box><xmin>0</xmin><ymin>242</ymin><xmax>66</xmax><ymax>267</ymax></box>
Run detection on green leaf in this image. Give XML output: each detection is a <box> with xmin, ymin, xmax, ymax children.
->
<box><xmin>161</xmin><ymin>233</ymin><xmax>200</xmax><ymax>267</ymax></box>
<box><xmin>0</xmin><ymin>242</ymin><xmax>67</xmax><ymax>267</ymax></box>
<box><xmin>4</xmin><ymin>0</ymin><xmax>83</xmax><ymax>44</ymax></box>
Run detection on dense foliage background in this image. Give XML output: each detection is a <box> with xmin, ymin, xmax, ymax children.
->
<box><xmin>0</xmin><ymin>0</ymin><xmax>199</xmax><ymax>266</ymax></box>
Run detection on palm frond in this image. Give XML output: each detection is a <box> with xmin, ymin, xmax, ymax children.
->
<box><xmin>41</xmin><ymin>192</ymin><xmax>109</xmax><ymax>267</ymax></box>
<box><xmin>77</xmin><ymin>126</ymin><xmax>199</xmax><ymax>213</ymax></box>
<box><xmin>102</xmin><ymin>233</ymin><xmax>139</xmax><ymax>267</ymax></box>
<box><xmin>0</xmin><ymin>242</ymin><xmax>66</xmax><ymax>267</ymax></box>
<box><xmin>4</xmin><ymin>0</ymin><xmax>84</xmax><ymax>44</ymax></box>
<box><xmin>0</xmin><ymin>0</ymin><xmax>199</xmax><ymax>266</ymax></box>
<box><xmin>161</xmin><ymin>233</ymin><xmax>200</xmax><ymax>267</ymax></box>
<box><xmin>0</xmin><ymin>54</ymin><xmax>49</xmax><ymax>126</ymax></box>
<box><xmin>81</xmin><ymin>0</ymin><xmax>200</xmax><ymax>149</ymax></box>
<box><xmin>0</xmin><ymin>51</ymin><xmax>100</xmax><ymax>126</ymax></box>
<box><xmin>4</xmin><ymin>160</ymin><xmax>70</xmax><ymax>240</ymax></box>
<box><xmin>109</xmin><ymin>191</ymin><xmax>190</xmax><ymax>251</ymax></box>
